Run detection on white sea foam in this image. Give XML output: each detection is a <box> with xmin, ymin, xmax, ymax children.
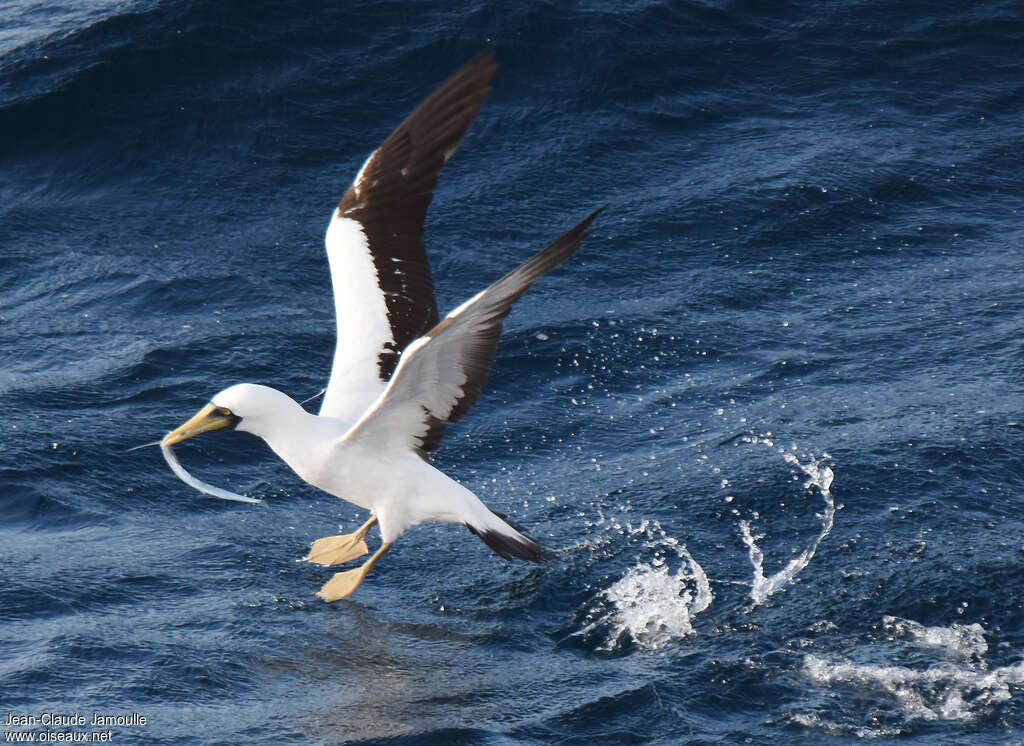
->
<box><xmin>737</xmin><ymin>440</ymin><xmax>835</xmax><ymax>606</ymax></box>
<box><xmin>796</xmin><ymin>617</ymin><xmax>1024</xmax><ymax>733</ymax></box>
<box><xmin>578</xmin><ymin>519</ymin><xmax>712</xmax><ymax>650</ymax></box>
<box><xmin>802</xmin><ymin>653</ymin><xmax>1024</xmax><ymax>723</ymax></box>
<box><xmin>883</xmin><ymin>615</ymin><xmax>988</xmax><ymax>663</ymax></box>
<box><xmin>789</xmin><ymin>712</ymin><xmax>905</xmax><ymax>740</ymax></box>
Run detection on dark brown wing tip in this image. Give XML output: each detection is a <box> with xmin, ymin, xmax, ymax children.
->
<box><xmin>464</xmin><ymin>49</ymin><xmax>499</xmax><ymax>75</ymax></box>
<box><xmin>569</xmin><ymin>205</ymin><xmax>607</xmax><ymax>243</ymax></box>
<box><xmin>446</xmin><ymin>50</ymin><xmax>498</xmax><ymax>93</ymax></box>
<box><xmin>509</xmin><ymin>205</ymin><xmax>607</xmax><ymax>288</ymax></box>
<box><xmin>338</xmin><ymin>51</ymin><xmax>500</xmax><ymax>214</ymax></box>
<box><xmin>399</xmin><ymin>51</ymin><xmax>498</xmax><ymax>133</ymax></box>
<box><xmin>544</xmin><ymin>205</ymin><xmax>607</xmax><ymax>257</ymax></box>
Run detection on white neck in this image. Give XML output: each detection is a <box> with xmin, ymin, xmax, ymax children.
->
<box><xmin>232</xmin><ymin>388</ymin><xmax>323</xmax><ymax>469</ymax></box>
<box><xmin>214</xmin><ymin>383</ymin><xmax>350</xmax><ymax>487</ymax></box>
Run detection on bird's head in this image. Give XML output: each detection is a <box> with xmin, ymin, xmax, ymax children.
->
<box><xmin>161</xmin><ymin>383</ymin><xmax>291</xmax><ymax>446</ymax></box>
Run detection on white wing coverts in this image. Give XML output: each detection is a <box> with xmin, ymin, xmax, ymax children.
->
<box><xmin>339</xmin><ymin>208</ymin><xmax>604</xmax><ymax>457</ymax></box>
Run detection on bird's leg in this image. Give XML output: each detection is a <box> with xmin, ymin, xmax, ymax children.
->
<box><xmin>317</xmin><ymin>542</ymin><xmax>392</xmax><ymax>601</ymax></box>
<box><xmin>303</xmin><ymin>515</ymin><xmax>378</xmax><ymax>566</ymax></box>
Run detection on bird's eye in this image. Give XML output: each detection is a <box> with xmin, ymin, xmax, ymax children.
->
<box><xmin>220</xmin><ymin>408</ymin><xmax>233</xmax><ymax>417</ymax></box>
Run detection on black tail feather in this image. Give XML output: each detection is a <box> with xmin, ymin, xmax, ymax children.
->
<box><xmin>466</xmin><ymin>511</ymin><xmax>555</xmax><ymax>563</ymax></box>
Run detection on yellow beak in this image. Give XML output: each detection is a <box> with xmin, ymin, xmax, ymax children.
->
<box><xmin>162</xmin><ymin>403</ymin><xmax>239</xmax><ymax>447</ymax></box>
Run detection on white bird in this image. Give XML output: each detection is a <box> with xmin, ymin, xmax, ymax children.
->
<box><xmin>162</xmin><ymin>53</ymin><xmax>602</xmax><ymax>601</ymax></box>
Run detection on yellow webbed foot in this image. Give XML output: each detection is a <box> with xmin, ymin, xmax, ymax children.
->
<box><xmin>304</xmin><ymin>534</ymin><xmax>369</xmax><ymax>566</ymax></box>
<box><xmin>302</xmin><ymin>515</ymin><xmax>378</xmax><ymax>566</ymax></box>
<box><xmin>317</xmin><ymin>566</ymin><xmax>370</xmax><ymax>601</ymax></box>
<box><xmin>316</xmin><ymin>543</ymin><xmax>392</xmax><ymax>602</ymax></box>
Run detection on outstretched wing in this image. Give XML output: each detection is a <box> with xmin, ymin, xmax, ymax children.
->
<box><xmin>320</xmin><ymin>53</ymin><xmax>499</xmax><ymax>423</ymax></box>
<box><xmin>338</xmin><ymin>208</ymin><xmax>604</xmax><ymax>457</ymax></box>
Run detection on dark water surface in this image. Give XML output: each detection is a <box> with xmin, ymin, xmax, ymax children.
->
<box><xmin>2</xmin><ymin>1</ymin><xmax>1022</xmax><ymax>743</ymax></box>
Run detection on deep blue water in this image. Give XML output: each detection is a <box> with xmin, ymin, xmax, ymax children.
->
<box><xmin>2</xmin><ymin>1</ymin><xmax>1023</xmax><ymax>743</ymax></box>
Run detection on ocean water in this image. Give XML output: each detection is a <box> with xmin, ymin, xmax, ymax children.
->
<box><xmin>2</xmin><ymin>1</ymin><xmax>1022</xmax><ymax>743</ymax></box>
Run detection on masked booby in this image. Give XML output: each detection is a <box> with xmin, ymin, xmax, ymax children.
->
<box><xmin>161</xmin><ymin>52</ymin><xmax>602</xmax><ymax>600</ymax></box>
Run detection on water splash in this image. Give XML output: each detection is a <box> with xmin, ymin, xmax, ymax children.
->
<box><xmin>736</xmin><ymin>439</ymin><xmax>835</xmax><ymax>606</ymax></box>
<box><xmin>577</xmin><ymin>519</ymin><xmax>712</xmax><ymax>651</ymax></box>
<box><xmin>883</xmin><ymin>615</ymin><xmax>988</xmax><ymax>663</ymax></box>
<box><xmin>788</xmin><ymin>712</ymin><xmax>904</xmax><ymax>740</ymax></box>
<box><xmin>794</xmin><ymin>617</ymin><xmax>1024</xmax><ymax>735</ymax></box>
